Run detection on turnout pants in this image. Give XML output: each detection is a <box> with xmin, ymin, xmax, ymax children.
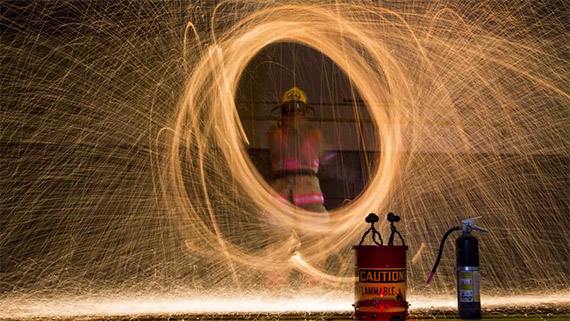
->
<box><xmin>265</xmin><ymin>174</ymin><xmax>329</xmax><ymax>287</ymax></box>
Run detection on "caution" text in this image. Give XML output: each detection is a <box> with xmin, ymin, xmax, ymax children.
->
<box><xmin>359</xmin><ymin>269</ymin><xmax>405</xmax><ymax>283</ymax></box>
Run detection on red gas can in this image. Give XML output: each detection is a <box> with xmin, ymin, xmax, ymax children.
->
<box><xmin>353</xmin><ymin>213</ymin><xmax>408</xmax><ymax>321</ymax></box>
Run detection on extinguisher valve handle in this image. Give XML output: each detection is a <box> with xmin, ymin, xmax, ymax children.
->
<box><xmin>473</xmin><ymin>226</ymin><xmax>489</xmax><ymax>233</ymax></box>
<box><xmin>461</xmin><ymin>218</ymin><xmax>489</xmax><ymax>233</ymax></box>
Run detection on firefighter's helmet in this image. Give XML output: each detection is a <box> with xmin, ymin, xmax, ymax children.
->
<box><xmin>279</xmin><ymin>87</ymin><xmax>308</xmax><ymax>117</ymax></box>
<box><xmin>282</xmin><ymin>87</ymin><xmax>307</xmax><ymax>104</ymax></box>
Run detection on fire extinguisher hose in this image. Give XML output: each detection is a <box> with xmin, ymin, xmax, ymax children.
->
<box><xmin>426</xmin><ymin>226</ymin><xmax>461</xmax><ymax>284</ymax></box>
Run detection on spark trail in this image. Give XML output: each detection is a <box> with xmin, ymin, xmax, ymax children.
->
<box><xmin>0</xmin><ymin>0</ymin><xmax>569</xmax><ymax>318</ymax></box>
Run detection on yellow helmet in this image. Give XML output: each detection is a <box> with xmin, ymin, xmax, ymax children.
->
<box><xmin>273</xmin><ymin>87</ymin><xmax>312</xmax><ymax>118</ymax></box>
<box><xmin>282</xmin><ymin>87</ymin><xmax>307</xmax><ymax>104</ymax></box>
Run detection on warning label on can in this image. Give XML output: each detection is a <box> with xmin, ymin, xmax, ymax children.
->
<box><xmin>356</xmin><ymin>268</ymin><xmax>406</xmax><ymax>302</ymax></box>
<box><xmin>359</xmin><ymin>269</ymin><xmax>406</xmax><ymax>283</ymax></box>
<box><xmin>458</xmin><ymin>271</ymin><xmax>480</xmax><ymax>302</ymax></box>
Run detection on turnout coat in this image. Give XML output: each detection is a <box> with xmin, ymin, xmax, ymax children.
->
<box><xmin>267</xmin><ymin>116</ymin><xmax>327</xmax><ymax>212</ymax></box>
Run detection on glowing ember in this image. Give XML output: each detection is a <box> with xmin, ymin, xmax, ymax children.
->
<box><xmin>1</xmin><ymin>293</ymin><xmax>569</xmax><ymax>318</ymax></box>
<box><xmin>0</xmin><ymin>0</ymin><xmax>568</xmax><ymax>318</ymax></box>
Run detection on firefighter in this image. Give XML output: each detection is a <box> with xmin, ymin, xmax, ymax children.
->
<box><xmin>265</xmin><ymin>87</ymin><xmax>329</xmax><ymax>288</ymax></box>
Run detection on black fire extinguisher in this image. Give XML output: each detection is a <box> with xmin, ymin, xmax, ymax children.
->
<box><xmin>426</xmin><ymin>219</ymin><xmax>489</xmax><ymax>319</ymax></box>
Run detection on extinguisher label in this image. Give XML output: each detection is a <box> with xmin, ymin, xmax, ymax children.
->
<box><xmin>458</xmin><ymin>271</ymin><xmax>480</xmax><ymax>302</ymax></box>
<box><xmin>355</xmin><ymin>268</ymin><xmax>406</xmax><ymax>303</ymax></box>
<box><xmin>473</xmin><ymin>271</ymin><xmax>480</xmax><ymax>302</ymax></box>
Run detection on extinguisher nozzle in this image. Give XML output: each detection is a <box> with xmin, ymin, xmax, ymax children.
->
<box><xmin>426</xmin><ymin>272</ymin><xmax>435</xmax><ymax>284</ymax></box>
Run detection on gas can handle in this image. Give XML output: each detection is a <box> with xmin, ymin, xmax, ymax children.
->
<box><xmin>387</xmin><ymin>212</ymin><xmax>406</xmax><ymax>246</ymax></box>
<box><xmin>359</xmin><ymin>213</ymin><xmax>383</xmax><ymax>246</ymax></box>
